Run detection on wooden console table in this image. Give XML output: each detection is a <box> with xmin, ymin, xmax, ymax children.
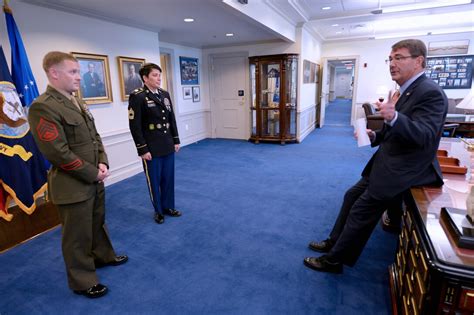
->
<box><xmin>389</xmin><ymin>174</ymin><xmax>474</xmax><ymax>315</ymax></box>
<box><xmin>445</xmin><ymin>121</ymin><xmax>474</xmax><ymax>138</ymax></box>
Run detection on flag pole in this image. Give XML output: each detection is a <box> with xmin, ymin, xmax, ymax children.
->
<box><xmin>3</xmin><ymin>0</ymin><xmax>12</xmax><ymax>14</ymax></box>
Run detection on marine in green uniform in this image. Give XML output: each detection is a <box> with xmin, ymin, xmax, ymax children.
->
<box><xmin>128</xmin><ymin>63</ymin><xmax>181</xmax><ymax>224</ymax></box>
<box><xmin>28</xmin><ymin>51</ymin><xmax>127</xmax><ymax>298</ymax></box>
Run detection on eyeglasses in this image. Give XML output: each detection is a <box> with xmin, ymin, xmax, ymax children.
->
<box><xmin>385</xmin><ymin>55</ymin><xmax>414</xmax><ymax>63</ymax></box>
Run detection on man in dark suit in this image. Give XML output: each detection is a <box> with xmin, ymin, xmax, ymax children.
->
<box><xmin>28</xmin><ymin>51</ymin><xmax>127</xmax><ymax>298</ymax></box>
<box><xmin>82</xmin><ymin>62</ymin><xmax>105</xmax><ymax>98</ymax></box>
<box><xmin>124</xmin><ymin>63</ymin><xmax>143</xmax><ymax>95</ymax></box>
<box><xmin>304</xmin><ymin>39</ymin><xmax>448</xmax><ymax>273</ymax></box>
<box><xmin>128</xmin><ymin>63</ymin><xmax>181</xmax><ymax>224</ymax></box>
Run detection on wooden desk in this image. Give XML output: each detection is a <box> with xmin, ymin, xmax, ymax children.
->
<box><xmin>445</xmin><ymin>121</ymin><xmax>474</xmax><ymax>138</ymax></box>
<box><xmin>389</xmin><ymin>174</ymin><xmax>474</xmax><ymax>315</ymax></box>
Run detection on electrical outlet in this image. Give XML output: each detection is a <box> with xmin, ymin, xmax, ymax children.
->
<box><xmin>185</xmin><ymin>124</ymin><xmax>189</xmax><ymax>131</ymax></box>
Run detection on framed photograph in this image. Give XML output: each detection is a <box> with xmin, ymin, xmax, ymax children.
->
<box><xmin>303</xmin><ymin>59</ymin><xmax>317</xmax><ymax>84</ymax></box>
<box><xmin>428</xmin><ymin>40</ymin><xmax>470</xmax><ymax>56</ymax></box>
<box><xmin>183</xmin><ymin>86</ymin><xmax>192</xmax><ymax>100</ymax></box>
<box><xmin>425</xmin><ymin>55</ymin><xmax>473</xmax><ymax>89</ymax></box>
<box><xmin>71</xmin><ymin>52</ymin><xmax>112</xmax><ymax>104</ymax></box>
<box><xmin>192</xmin><ymin>86</ymin><xmax>200</xmax><ymax>102</ymax></box>
<box><xmin>179</xmin><ymin>56</ymin><xmax>199</xmax><ymax>85</ymax></box>
<box><xmin>117</xmin><ymin>56</ymin><xmax>145</xmax><ymax>101</ymax></box>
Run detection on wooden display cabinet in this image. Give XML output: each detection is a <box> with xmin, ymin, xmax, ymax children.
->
<box><xmin>249</xmin><ymin>54</ymin><xmax>298</xmax><ymax>144</ymax></box>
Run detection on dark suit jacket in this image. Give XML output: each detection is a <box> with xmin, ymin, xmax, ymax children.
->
<box><xmin>82</xmin><ymin>72</ymin><xmax>105</xmax><ymax>98</ymax></box>
<box><xmin>362</xmin><ymin>74</ymin><xmax>448</xmax><ymax>200</ymax></box>
<box><xmin>128</xmin><ymin>86</ymin><xmax>180</xmax><ymax>157</ymax></box>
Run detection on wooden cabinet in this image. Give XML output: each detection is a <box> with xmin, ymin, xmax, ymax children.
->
<box><xmin>249</xmin><ymin>54</ymin><xmax>298</xmax><ymax>144</ymax></box>
<box><xmin>389</xmin><ymin>178</ymin><xmax>474</xmax><ymax>315</ymax></box>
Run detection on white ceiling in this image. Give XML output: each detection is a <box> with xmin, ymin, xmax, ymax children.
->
<box><xmin>20</xmin><ymin>0</ymin><xmax>474</xmax><ymax>47</ymax></box>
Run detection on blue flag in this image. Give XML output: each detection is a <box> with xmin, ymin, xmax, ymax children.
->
<box><xmin>0</xmin><ymin>8</ymin><xmax>48</xmax><ymax>221</ymax></box>
<box><xmin>5</xmin><ymin>8</ymin><xmax>39</xmax><ymax>107</ymax></box>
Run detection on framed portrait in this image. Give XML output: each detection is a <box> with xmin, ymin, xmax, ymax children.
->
<box><xmin>192</xmin><ymin>86</ymin><xmax>200</xmax><ymax>102</ymax></box>
<box><xmin>179</xmin><ymin>56</ymin><xmax>199</xmax><ymax>85</ymax></box>
<box><xmin>117</xmin><ymin>56</ymin><xmax>145</xmax><ymax>101</ymax></box>
<box><xmin>428</xmin><ymin>40</ymin><xmax>470</xmax><ymax>56</ymax></box>
<box><xmin>183</xmin><ymin>86</ymin><xmax>192</xmax><ymax>100</ymax></box>
<box><xmin>71</xmin><ymin>52</ymin><xmax>112</xmax><ymax>104</ymax></box>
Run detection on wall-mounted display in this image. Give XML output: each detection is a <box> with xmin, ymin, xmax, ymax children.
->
<box><xmin>183</xmin><ymin>87</ymin><xmax>192</xmax><ymax>100</ymax></box>
<box><xmin>428</xmin><ymin>40</ymin><xmax>469</xmax><ymax>56</ymax></box>
<box><xmin>71</xmin><ymin>52</ymin><xmax>113</xmax><ymax>104</ymax></box>
<box><xmin>425</xmin><ymin>55</ymin><xmax>473</xmax><ymax>89</ymax></box>
<box><xmin>192</xmin><ymin>86</ymin><xmax>200</xmax><ymax>102</ymax></box>
<box><xmin>179</xmin><ymin>56</ymin><xmax>199</xmax><ymax>85</ymax></box>
<box><xmin>117</xmin><ymin>56</ymin><xmax>145</xmax><ymax>101</ymax></box>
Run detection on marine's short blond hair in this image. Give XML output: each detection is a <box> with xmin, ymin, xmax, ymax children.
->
<box><xmin>42</xmin><ymin>51</ymin><xmax>77</xmax><ymax>72</ymax></box>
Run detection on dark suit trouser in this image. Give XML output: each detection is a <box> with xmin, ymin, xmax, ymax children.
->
<box><xmin>327</xmin><ymin>177</ymin><xmax>397</xmax><ymax>266</ymax></box>
<box><xmin>57</xmin><ymin>183</ymin><xmax>116</xmax><ymax>290</ymax></box>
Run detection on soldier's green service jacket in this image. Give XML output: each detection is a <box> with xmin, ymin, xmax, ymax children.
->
<box><xmin>128</xmin><ymin>86</ymin><xmax>180</xmax><ymax>157</ymax></box>
<box><xmin>28</xmin><ymin>86</ymin><xmax>107</xmax><ymax>205</ymax></box>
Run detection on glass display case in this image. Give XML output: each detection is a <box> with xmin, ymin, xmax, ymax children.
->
<box><xmin>249</xmin><ymin>54</ymin><xmax>298</xmax><ymax>144</ymax></box>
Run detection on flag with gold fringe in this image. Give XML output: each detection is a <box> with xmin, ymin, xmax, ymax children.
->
<box><xmin>0</xmin><ymin>4</ymin><xmax>48</xmax><ymax>221</ymax></box>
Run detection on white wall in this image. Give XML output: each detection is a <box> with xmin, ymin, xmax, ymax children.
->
<box><xmin>0</xmin><ymin>1</ymin><xmax>162</xmax><ymax>185</ymax></box>
<box><xmin>334</xmin><ymin>69</ymin><xmax>352</xmax><ymax>98</ymax></box>
<box><xmin>322</xmin><ymin>32</ymin><xmax>474</xmax><ymax>104</ymax></box>
<box><xmin>159</xmin><ymin>42</ymin><xmax>211</xmax><ymax>145</ymax></box>
<box><xmin>202</xmin><ymin>26</ymin><xmax>323</xmax><ymax>142</ymax></box>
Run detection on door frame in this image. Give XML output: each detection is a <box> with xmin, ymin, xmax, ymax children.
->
<box><xmin>159</xmin><ymin>47</ymin><xmax>178</xmax><ymax>115</ymax></box>
<box><xmin>208</xmin><ymin>51</ymin><xmax>250</xmax><ymax>139</ymax></box>
<box><xmin>320</xmin><ymin>55</ymin><xmax>360</xmax><ymax>126</ymax></box>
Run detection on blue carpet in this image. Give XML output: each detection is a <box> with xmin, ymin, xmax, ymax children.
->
<box><xmin>325</xmin><ymin>99</ymin><xmax>352</xmax><ymax>126</ymax></box>
<box><xmin>0</xmin><ymin>102</ymin><xmax>397</xmax><ymax>314</ymax></box>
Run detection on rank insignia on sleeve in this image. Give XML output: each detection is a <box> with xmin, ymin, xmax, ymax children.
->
<box><xmin>37</xmin><ymin>117</ymin><xmax>59</xmax><ymax>142</ymax></box>
<box><xmin>128</xmin><ymin>108</ymin><xmax>135</xmax><ymax>120</ymax></box>
<box><xmin>60</xmin><ymin>158</ymin><xmax>83</xmax><ymax>171</ymax></box>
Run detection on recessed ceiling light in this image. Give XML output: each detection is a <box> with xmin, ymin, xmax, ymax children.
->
<box><xmin>226</xmin><ymin>33</ymin><xmax>234</xmax><ymax>37</ymax></box>
<box><xmin>184</xmin><ymin>18</ymin><xmax>194</xmax><ymax>22</ymax></box>
<box><xmin>331</xmin><ymin>24</ymin><xmax>339</xmax><ymax>27</ymax></box>
<box><xmin>322</xmin><ymin>6</ymin><xmax>331</xmax><ymax>10</ymax></box>
<box><xmin>336</xmin><ymin>31</ymin><xmax>342</xmax><ymax>34</ymax></box>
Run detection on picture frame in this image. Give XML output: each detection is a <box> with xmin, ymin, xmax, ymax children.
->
<box><xmin>192</xmin><ymin>86</ymin><xmax>200</xmax><ymax>102</ymax></box>
<box><xmin>71</xmin><ymin>52</ymin><xmax>112</xmax><ymax>104</ymax></box>
<box><xmin>426</xmin><ymin>54</ymin><xmax>473</xmax><ymax>89</ymax></box>
<box><xmin>428</xmin><ymin>40</ymin><xmax>470</xmax><ymax>56</ymax></box>
<box><xmin>117</xmin><ymin>56</ymin><xmax>145</xmax><ymax>101</ymax></box>
<box><xmin>183</xmin><ymin>86</ymin><xmax>192</xmax><ymax>100</ymax></box>
<box><xmin>303</xmin><ymin>59</ymin><xmax>317</xmax><ymax>84</ymax></box>
<box><xmin>179</xmin><ymin>56</ymin><xmax>199</xmax><ymax>85</ymax></box>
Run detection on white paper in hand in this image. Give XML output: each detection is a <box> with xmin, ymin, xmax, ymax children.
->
<box><xmin>355</xmin><ymin>118</ymin><xmax>371</xmax><ymax>147</ymax></box>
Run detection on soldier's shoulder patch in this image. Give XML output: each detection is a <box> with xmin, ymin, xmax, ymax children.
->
<box><xmin>128</xmin><ymin>108</ymin><xmax>135</xmax><ymax>120</ymax></box>
<box><xmin>131</xmin><ymin>87</ymin><xmax>145</xmax><ymax>95</ymax></box>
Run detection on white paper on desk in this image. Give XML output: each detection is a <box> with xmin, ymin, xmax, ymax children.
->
<box><xmin>355</xmin><ymin>118</ymin><xmax>371</xmax><ymax>147</ymax></box>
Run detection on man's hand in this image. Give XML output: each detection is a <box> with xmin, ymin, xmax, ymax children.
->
<box><xmin>375</xmin><ymin>91</ymin><xmax>400</xmax><ymax>122</ymax></box>
<box><xmin>354</xmin><ymin>129</ymin><xmax>376</xmax><ymax>142</ymax></box>
<box><xmin>175</xmin><ymin>144</ymin><xmax>180</xmax><ymax>153</ymax></box>
<box><xmin>141</xmin><ymin>152</ymin><xmax>152</xmax><ymax>161</ymax></box>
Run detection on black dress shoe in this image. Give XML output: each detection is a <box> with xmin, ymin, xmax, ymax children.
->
<box><xmin>95</xmin><ymin>255</ymin><xmax>128</xmax><ymax>268</ymax></box>
<box><xmin>303</xmin><ymin>255</ymin><xmax>343</xmax><ymax>274</ymax></box>
<box><xmin>308</xmin><ymin>239</ymin><xmax>333</xmax><ymax>253</ymax></box>
<box><xmin>381</xmin><ymin>211</ymin><xmax>401</xmax><ymax>234</ymax></box>
<box><xmin>163</xmin><ymin>208</ymin><xmax>181</xmax><ymax>217</ymax></box>
<box><xmin>154</xmin><ymin>213</ymin><xmax>165</xmax><ymax>224</ymax></box>
<box><xmin>74</xmin><ymin>283</ymin><xmax>108</xmax><ymax>298</ymax></box>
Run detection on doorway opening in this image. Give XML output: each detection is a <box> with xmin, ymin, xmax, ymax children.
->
<box><xmin>318</xmin><ymin>56</ymin><xmax>359</xmax><ymax>128</ymax></box>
